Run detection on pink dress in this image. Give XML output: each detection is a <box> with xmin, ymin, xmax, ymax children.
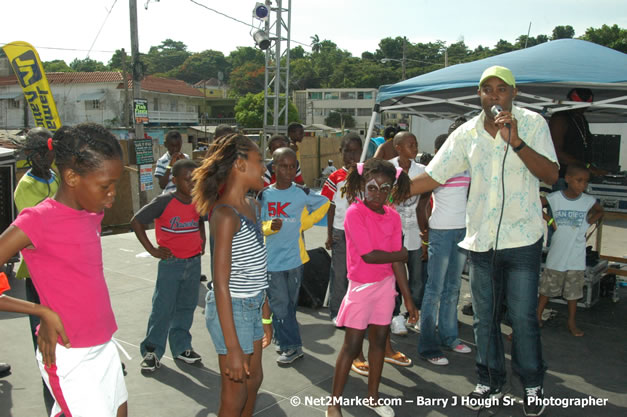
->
<box><xmin>335</xmin><ymin>200</ymin><xmax>403</xmax><ymax>329</ymax></box>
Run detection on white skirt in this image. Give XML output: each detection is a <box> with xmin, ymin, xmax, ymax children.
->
<box><xmin>36</xmin><ymin>339</ymin><xmax>128</xmax><ymax>417</ymax></box>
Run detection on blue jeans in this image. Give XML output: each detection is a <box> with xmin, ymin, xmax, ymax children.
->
<box><xmin>141</xmin><ymin>255</ymin><xmax>201</xmax><ymax>359</ymax></box>
<box><xmin>393</xmin><ymin>247</ymin><xmax>424</xmax><ymax>316</ymax></box>
<box><xmin>418</xmin><ymin>228</ymin><xmax>467</xmax><ymax>359</ymax></box>
<box><xmin>329</xmin><ymin>228</ymin><xmax>347</xmax><ymax>319</ymax></box>
<box><xmin>469</xmin><ymin>238</ymin><xmax>547</xmax><ymax>389</ymax></box>
<box><xmin>267</xmin><ymin>265</ymin><xmax>304</xmax><ymax>351</ymax></box>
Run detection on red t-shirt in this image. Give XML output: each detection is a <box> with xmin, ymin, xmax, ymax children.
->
<box><xmin>134</xmin><ymin>192</ymin><xmax>203</xmax><ymax>259</ymax></box>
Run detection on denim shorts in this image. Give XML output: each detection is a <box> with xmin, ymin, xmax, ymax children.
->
<box><xmin>205</xmin><ymin>290</ymin><xmax>265</xmax><ymax>355</ymax></box>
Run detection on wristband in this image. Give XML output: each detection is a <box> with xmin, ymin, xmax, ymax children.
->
<box><xmin>262</xmin><ymin>314</ymin><xmax>273</xmax><ymax>325</ymax></box>
<box><xmin>422</xmin><ymin>240</ymin><xmax>429</xmax><ymax>246</ymax></box>
<box><xmin>513</xmin><ymin>140</ymin><xmax>526</xmax><ymax>153</ymax></box>
<box><xmin>547</xmin><ymin>218</ymin><xmax>554</xmax><ymax>226</ymax></box>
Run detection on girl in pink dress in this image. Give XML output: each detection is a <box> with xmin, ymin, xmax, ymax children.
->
<box><xmin>327</xmin><ymin>159</ymin><xmax>418</xmax><ymax>417</ymax></box>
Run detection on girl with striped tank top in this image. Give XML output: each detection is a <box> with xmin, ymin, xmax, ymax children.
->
<box><xmin>192</xmin><ymin>133</ymin><xmax>272</xmax><ymax>417</ymax></box>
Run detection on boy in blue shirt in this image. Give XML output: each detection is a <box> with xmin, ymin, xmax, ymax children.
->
<box><xmin>537</xmin><ymin>163</ymin><xmax>603</xmax><ymax>337</ymax></box>
<box><xmin>258</xmin><ymin>147</ymin><xmax>330</xmax><ymax>365</ymax></box>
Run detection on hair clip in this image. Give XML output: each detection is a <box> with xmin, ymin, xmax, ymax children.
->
<box><xmin>356</xmin><ymin>162</ymin><xmax>364</xmax><ymax>175</ymax></box>
<box><xmin>47</xmin><ymin>138</ymin><xmax>53</xmax><ymax>151</ymax></box>
<box><xmin>395</xmin><ymin>167</ymin><xmax>403</xmax><ymax>180</ymax></box>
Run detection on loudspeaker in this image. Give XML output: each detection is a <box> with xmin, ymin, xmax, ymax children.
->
<box><xmin>299</xmin><ymin>247</ymin><xmax>331</xmax><ymax>308</ymax></box>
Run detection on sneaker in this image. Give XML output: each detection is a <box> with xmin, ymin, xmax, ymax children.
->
<box><xmin>276</xmin><ymin>348</ymin><xmax>304</xmax><ymax>365</ymax></box>
<box><xmin>406</xmin><ymin>319</ymin><xmax>420</xmax><ymax>333</ymax></box>
<box><xmin>140</xmin><ymin>352</ymin><xmax>160</xmax><ymax>372</ymax></box>
<box><xmin>453</xmin><ymin>343</ymin><xmax>472</xmax><ymax>354</ymax></box>
<box><xmin>426</xmin><ymin>356</ymin><xmax>449</xmax><ymax>366</ymax></box>
<box><xmin>523</xmin><ymin>386</ymin><xmax>545</xmax><ymax>416</ymax></box>
<box><xmin>462</xmin><ymin>302</ymin><xmax>474</xmax><ymax>316</ymax></box>
<box><xmin>390</xmin><ymin>315</ymin><xmax>408</xmax><ymax>336</ymax></box>
<box><xmin>465</xmin><ymin>384</ymin><xmax>503</xmax><ymax>411</ymax></box>
<box><xmin>176</xmin><ymin>349</ymin><xmax>202</xmax><ymax>364</ymax></box>
<box><xmin>332</xmin><ymin>317</ymin><xmax>338</xmax><ymax>327</ymax></box>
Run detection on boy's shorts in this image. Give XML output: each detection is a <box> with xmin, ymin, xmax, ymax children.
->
<box><xmin>37</xmin><ymin>339</ymin><xmax>127</xmax><ymax>417</ymax></box>
<box><xmin>205</xmin><ymin>289</ymin><xmax>265</xmax><ymax>354</ymax></box>
<box><xmin>539</xmin><ymin>268</ymin><xmax>584</xmax><ymax>300</ymax></box>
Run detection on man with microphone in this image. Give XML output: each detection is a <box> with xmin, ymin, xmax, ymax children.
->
<box><xmin>408</xmin><ymin>66</ymin><xmax>558</xmax><ymax>417</ymax></box>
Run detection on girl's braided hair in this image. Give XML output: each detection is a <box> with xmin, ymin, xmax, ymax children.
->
<box><xmin>51</xmin><ymin>122</ymin><xmax>123</xmax><ymax>176</ymax></box>
<box><xmin>342</xmin><ymin>158</ymin><xmax>411</xmax><ymax>204</ymax></box>
<box><xmin>192</xmin><ymin>133</ymin><xmax>258</xmax><ymax>216</ymax></box>
<box><xmin>18</xmin><ymin>127</ymin><xmax>59</xmax><ymax>202</ymax></box>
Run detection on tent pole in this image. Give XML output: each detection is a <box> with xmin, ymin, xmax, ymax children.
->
<box><xmin>361</xmin><ymin>104</ymin><xmax>379</xmax><ymax>162</ymax></box>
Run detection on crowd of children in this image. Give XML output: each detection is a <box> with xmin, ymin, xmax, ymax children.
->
<box><xmin>0</xmin><ymin>119</ymin><xmax>604</xmax><ymax>417</ymax></box>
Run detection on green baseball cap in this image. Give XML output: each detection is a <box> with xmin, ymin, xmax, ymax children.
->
<box><xmin>479</xmin><ymin>65</ymin><xmax>516</xmax><ymax>88</ymax></box>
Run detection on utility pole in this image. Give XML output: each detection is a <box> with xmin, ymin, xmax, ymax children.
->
<box><xmin>121</xmin><ymin>48</ymin><xmax>130</xmax><ymax>128</ymax></box>
<box><xmin>401</xmin><ymin>37</ymin><xmax>407</xmax><ymax>80</ymax></box>
<box><xmin>130</xmin><ymin>0</ymin><xmax>147</xmax><ymax>207</ymax></box>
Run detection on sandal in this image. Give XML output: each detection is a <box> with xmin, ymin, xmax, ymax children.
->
<box><xmin>351</xmin><ymin>359</ymin><xmax>369</xmax><ymax>376</ymax></box>
<box><xmin>384</xmin><ymin>351</ymin><xmax>412</xmax><ymax>367</ymax></box>
<box><xmin>365</xmin><ymin>403</ymin><xmax>395</xmax><ymax>417</ymax></box>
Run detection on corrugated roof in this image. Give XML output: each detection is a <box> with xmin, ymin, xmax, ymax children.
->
<box><xmin>0</xmin><ymin>72</ymin><xmax>204</xmax><ymax>98</ymax></box>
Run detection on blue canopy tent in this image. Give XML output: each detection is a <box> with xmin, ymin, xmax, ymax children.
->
<box><xmin>362</xmin><ymin>39</ymin><xmax>627</xmax><ymax>159</ymax></box>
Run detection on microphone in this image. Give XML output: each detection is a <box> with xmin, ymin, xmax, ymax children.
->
<box><xmin>490</xmin><ymin>104</ymin><xmax>510</xmax><ymax>128</ymax></box>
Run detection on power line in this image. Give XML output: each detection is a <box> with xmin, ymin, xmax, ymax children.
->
<box><xmin>188</xmin><ymin>0</ymin><xmax>310</xmax><ymax>48</ymax></box>
<box><xmin>0</xmin><ymin>42</ymin><xmax>116</xmax><ymax>54</ymax></box>
<box><xmin>86</xmin><ymin>0</ymin><xmax>119</xmax><ymax>58</ymax></box>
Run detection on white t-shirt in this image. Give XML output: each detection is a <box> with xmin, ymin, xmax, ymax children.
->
<box><xmin>390</xmin><ymin>157</ymin><xmax>425</xmax><ymax>250</ymax></box>
<box><xmin>545</xmin><ymin>191</ymin><xmax>596</xmax><ymax>271</ymax></box>
<box><xmin>429</xmin><ymin>171</ymin><xmax>470</xmax><ymax>230</ymax></box>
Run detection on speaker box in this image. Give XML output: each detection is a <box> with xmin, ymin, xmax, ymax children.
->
<box><xmin>298</xmin><ymin>247</ymin><xmax>331</xmax><ymax>308</ymax></box>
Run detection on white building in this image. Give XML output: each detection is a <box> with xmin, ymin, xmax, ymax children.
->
<box><xmin>293</xmin><ymin>88</ymin><xmax>378</xmax><ymax>131</ymax></box>
<box><xmin>0</xmin><ymin>70</ymin><xmax>205</xmax><ymax>129</ymax></box>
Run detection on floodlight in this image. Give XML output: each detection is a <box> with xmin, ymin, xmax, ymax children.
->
<box><xmin>253</xmin><ymin>29</ymin><xmax>271</xmax><ymax>50</ymax></box>
<box><xmin>253</xmin><ymin>2</ymin><xmax>269</xmax><ymax>21</ymax></box>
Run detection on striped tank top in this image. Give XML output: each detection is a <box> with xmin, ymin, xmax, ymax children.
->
<box><xmin>217</xmin><ymin>204</ymin><xmax>268</xmax><ymax>298</ymax></box>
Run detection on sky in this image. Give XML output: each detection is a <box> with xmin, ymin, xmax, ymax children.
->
<box><xmin>2</xmin><ymin>0</ymin><xmax>626</xmax><ymax>65</ymax></box>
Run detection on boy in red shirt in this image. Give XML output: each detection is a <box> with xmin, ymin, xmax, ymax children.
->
<box><xmin>131</xmin><ymin>159</ymin><xmax>206</xmax><ymax>372</ymax></box>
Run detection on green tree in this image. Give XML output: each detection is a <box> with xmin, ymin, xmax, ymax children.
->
<box><xmin>581</xmin><ymin>24</ymin><xmax>627</xmax><ymax>53</ymax></box>
<box><xmin>170</xmin><ymin>50</ymin><xmax>229</xmax><ymax>84</ymax></box>
<box><xmin>108</xmin><ymin>49</ymin><xmax>130</xmax><ymax>70</ymax></box>
<box><xmin>144</xmin><ymin>39</ymin><xmax>190</xmax><ymax>75</ymax></box>
<box><xmin>325</xmin><ymin>110</ymin><xmax>355</xmax><ymax>128</ymax></box>
<box><xmin>235</xmin><ymin>92</ymin><xmax>299</xmax><ymax>128</ymax></box>
<box><xmin>552</xmin><ymin>25</ymin><xmax>575</xmax><ymax>40</ymax></box>
<box><xmin>227</xmin><ymin>46</ymin><xmax>265</xmax><ymax>68</ymax></box>
<box><xmin>310</xmin><ymin>34</ymin><xmax>321</xmax><ymax>53</ymax></box>
<box><xmin>69</xmin><ymin>57</ymin><xmax>107</xmax><ymax>72</ymax></box>
<box><xmin>43</xmin><ymin>60</ymin><xmax>72</xmax><ymax>72</ymax></box>
<box><xmin>290</xmin><ymin>57</ymin><xmax>319</xmax><ymax>89</ymax></box>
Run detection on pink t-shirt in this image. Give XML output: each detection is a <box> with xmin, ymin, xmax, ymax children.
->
<box><xmin>344</xmin><ymin>200</ymin><xmax>402</xmax><ymax>283</ymax></box>
<box><xmin>12</xmin><ymin>198</ymin><xmax>117</xmax><ymax>348</ymax></box>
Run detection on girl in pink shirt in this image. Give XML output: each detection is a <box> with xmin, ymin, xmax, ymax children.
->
<box><xmin>0</xmin><ymin>123</ymin><xmax>127</xmax><ymax>417</ymax></box>
<box><xmin>327</xmin><ymin>159</ymin><xmax>418</xmax><ymax>417</ymax></box>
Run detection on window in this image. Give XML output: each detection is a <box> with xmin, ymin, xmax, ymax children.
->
<box><xmin>357</xmin><ymin>108</ymin><xmax>372</xmax><ymax>116</ymax></box>
<box><xmin>8</xmin><ymin>99</ymin><xmax>20</xmax><ymax>109</ymax></box>
<box><xmin>323</xmin><ymin>91</ymin><xmax>339</xmax><ymax>100</ymax></box>
<box><xmin>85</xmin><ymin>100</ymin><xmax>100</xmax><ymax>110</ymax></box>
<box><xmin>340</xmin><ymin>91</ymin><xmax>356</xmax><ymax>100</ymax></box>
<box><xmin>153</xmin><ymin>98</ymin><xmax>159</xmax><ymax>111</ymax></box>
<box><xmin>357</xmin><ymin>91</ymin><xmax>374</xmax><ymax>100</ymax></box>
<box><xmin>308</xmin><ymin>92</ymin><xmax>322</xmax><ymax>100</ymax></box>
<box><xmin>170</xmin><ymin>100</ymin><xmax>177</xmax><ymax>111</ymax></box>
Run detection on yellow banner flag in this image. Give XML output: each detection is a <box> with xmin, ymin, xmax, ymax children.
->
<box><xmin>2</xmin><ymin>41</ymin><xmax>61</xmax><ymax>132</ymax></box>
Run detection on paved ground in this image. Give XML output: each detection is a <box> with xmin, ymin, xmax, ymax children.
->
<box><xmin>1</xmin><ymin>221</ymin><xmax>626</xmax><ymax>417</ymax></box>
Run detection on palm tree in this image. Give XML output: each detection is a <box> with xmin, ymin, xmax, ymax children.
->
<box><xmin>310</xmin><ymin>34</ymin><xmax>321</xmax><ymax>54</ymax></box>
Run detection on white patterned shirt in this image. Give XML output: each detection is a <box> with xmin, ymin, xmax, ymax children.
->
<box><xmin>425</xmin><ymin>106</ymin><xmax>558</xmax><ymax>252</ymax></box>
